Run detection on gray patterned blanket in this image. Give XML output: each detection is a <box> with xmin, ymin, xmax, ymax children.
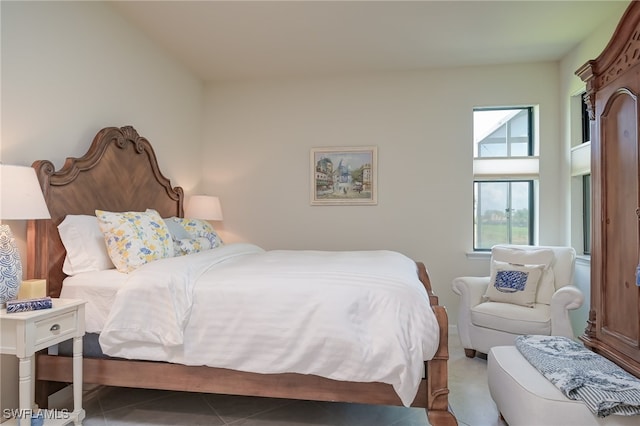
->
<box><xmin>515</xmin><ymin>335</ymin><xmax>640</xmax><ymax>417</ymax></box>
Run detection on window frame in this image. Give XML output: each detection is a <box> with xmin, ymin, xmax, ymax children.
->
<box><xmin>473</xmin><ymin>179</ymin><xmax>535</xmax><ymax>251</ymax></box>
<box><xmin>570</xmin><ymin>91</ymin><xmax>592</xmax><ymax>257</ymax></box>
<box><xmin>474</xmin><ymin>106</ymin><xmax>534</xmax><ymax>158</ymax></box>
<box><xmin>582</xmin><ymin>174</ymin><xmax>591</xmax><ymax>255</ymax></box>
<box><xmin>472</xmin><ymin>106</ymin><xmax>537</xmax><ymax>251</ymax></box>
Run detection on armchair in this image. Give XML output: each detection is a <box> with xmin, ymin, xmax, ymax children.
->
<box><xmin>452</xmin><ymin>245</ymin><xmax>583</xmax><ymax>358</ymax></box>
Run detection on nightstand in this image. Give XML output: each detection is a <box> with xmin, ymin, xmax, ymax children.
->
<box><xmin>0</xmin><ymin>299</ymin><xmax>86</xmax><ymax>425</ymax></box>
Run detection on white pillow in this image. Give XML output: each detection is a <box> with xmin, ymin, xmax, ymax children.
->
<box><xmin>484</xmin><ymin>260</ymin><xmax>544</xmax><ymax>307</ymax></box>
<box><xmin>58</xmin><ymin>215</ymin><xmax>114</xmax><ymax>276</ymax></box>
<box><xmin>491</xmin><ymin>246</ymin><xmax>555</xmax><ymax>305</ymax></box>
<box><xmin>95</xmin><ymin>209</ymin><xmax>174</xmax><ymax>273</ymax></box>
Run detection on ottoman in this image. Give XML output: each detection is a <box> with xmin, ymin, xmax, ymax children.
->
<box><xmin>487</xmin><ymin>346</ymin><xmax>639</xmax><ymax>426</ymax></box>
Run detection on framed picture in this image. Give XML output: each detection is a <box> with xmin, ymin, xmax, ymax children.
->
<box><xmin>310</xmin><ymin>146</ymin><xmax>377</xmax><ymax>205</ymax></box>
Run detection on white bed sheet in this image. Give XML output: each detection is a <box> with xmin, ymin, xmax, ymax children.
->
<box><xmin>98</xmin><ymin>243</ymin><xmax>440</xmax><ymax>406</ymax></box>
<box><xmin>60</xmin><ymin>269</ymin><xmax>128</xmax><ymax>333</ymax></box>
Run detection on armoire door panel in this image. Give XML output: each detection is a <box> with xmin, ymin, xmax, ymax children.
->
<box><xmin>600</xmin><ymin>88</ymin><xmax>640</xmax><ymax>353</ymax></box>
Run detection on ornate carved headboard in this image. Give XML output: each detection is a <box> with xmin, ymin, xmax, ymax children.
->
<box><xmin>26</xmin><ymin>126</ymin><xmax>184</xmax><ymax>298</ymax></box>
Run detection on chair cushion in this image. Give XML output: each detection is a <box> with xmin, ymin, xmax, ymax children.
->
<box><xmin>492</xmin><ymin>246</ymin><xmax>555</xmax><ymax>305</ymax></box>
<box><xmin>471</xmin><ymin>302</ymin><xmax>551</xmax><ymax>335</ymax></box>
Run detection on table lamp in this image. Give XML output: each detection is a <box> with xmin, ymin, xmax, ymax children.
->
<box><xmin>185</xmin><ymin>195</ymin><xmax>223</xmax><ymax>221</ymax></box>
<box><xmin>0</xmin><ymin>164</ymin><xmax>51</xmax><ymax>306</ymax></box>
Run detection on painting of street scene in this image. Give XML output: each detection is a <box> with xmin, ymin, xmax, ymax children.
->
<box><xmin>311</xmin><ymin>146</ymin><xmax>377</xmax><ymax>205</ymax></box>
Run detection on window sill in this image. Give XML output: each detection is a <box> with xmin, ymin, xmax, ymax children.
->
<box><xmin>466</xmin><ymin>252</ymin><xmax>591</xmax><ymax>265</ymax></box>
<box><xmin>576</xmin><ymin>254</ymin><xmax>591</xmax><ymax>267</ymax></box>
<box><xmin>466</xmin><ymin>251</ymin><xmax>491</xmax><ymax>260</ymax></box>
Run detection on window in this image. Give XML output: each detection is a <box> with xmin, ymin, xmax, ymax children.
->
<box><xmin>583</xmin><ymin>174</ymin><xmax>591</xmax><ymax>255</ymax></box>
<box><xmin>581</xmin><ymin>95</ymin><xmax>591</xmax><ymax>144</ymax></box>
<box><xmin>474</xmin><ymin>181</ymin><xmax>533</xmax><ymax>249</ymax></box>
<box><xmin>475</xmin><ymin>108</ymin><xmax>532</xmax><ymax>157</ymax></box>
<box><xmin>581</xmin><ymin>95</ymin><xmax>591</xmax><ymax>255</ymax></box>
<box><xmin>473</xmin><ymin>107</ymin><xmax>536</xmax><ymax>250</ymax></box>
<box><xmin>570</xmin><ymin>92</ymin><xmax>592</xmax><ymax>256</ymax></box>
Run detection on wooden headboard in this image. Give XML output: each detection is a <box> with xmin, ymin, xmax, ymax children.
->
<box><xmin>26</xmin><ymin>126</ymin><xmax>184</xmax><ymax>298</ymax></box>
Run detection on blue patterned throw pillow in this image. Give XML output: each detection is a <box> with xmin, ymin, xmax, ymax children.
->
<box><xmin>484</xmin><ymin>260</ymin><xmax>544</xmax><ymax>307</ymax></box>
<box><xmin>494</xmin><ymin>270</ymin><xmax>529</xmax><ymax>293</ymax></box>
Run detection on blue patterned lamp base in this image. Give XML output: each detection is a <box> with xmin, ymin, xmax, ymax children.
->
<box><xmin>0</xmin><ymin>224</ymin><xmax>23</xmax><ymax>307</ymax></box>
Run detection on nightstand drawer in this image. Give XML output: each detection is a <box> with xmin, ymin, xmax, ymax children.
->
<box><xmin>34</xmin><ymin>310</ymin><xmax>77</xmax><ymax>347</ymax></box>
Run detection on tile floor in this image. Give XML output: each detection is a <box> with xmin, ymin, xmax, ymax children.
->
<box><xmin>49</xmin><ymin>329</ymin><xmax>508</xmax><ymax>426</ymax></box>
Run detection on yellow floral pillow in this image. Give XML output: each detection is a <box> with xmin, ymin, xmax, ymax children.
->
<box><xmin>95</xmin><ymin>209</ymin><xmax>174</xmax><ymax>272</ymax></box>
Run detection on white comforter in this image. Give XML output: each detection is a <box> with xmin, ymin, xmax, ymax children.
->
<box><xmin>99</xmin><ymin>243</ymin><xmax>440</xmax><ymax>406</ymax></box>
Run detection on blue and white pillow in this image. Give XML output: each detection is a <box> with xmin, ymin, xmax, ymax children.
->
<box><xmin>484</xmin><ymin>260</ymin><xmax>544</xmax><ymax>307</ymax></box>
<box><xmin>173</xmin><ymin>237</ymin><xmax>213</xmax><ymax>256</ymax></box>
<box><xmin>495</xmin><ymin>270</ymin><xmax>529</xmax><ymax>293</ymax></box>
<box><xmin>163</xmin><ymin>216</ymin><xmax>223</xmax><ymax>256</ymax></box>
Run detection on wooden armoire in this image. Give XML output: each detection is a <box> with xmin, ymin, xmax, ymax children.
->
<box><xmin>576</xmin><ymin>1</ymin><xmax>640</xmax><ymax>379</ymax></box>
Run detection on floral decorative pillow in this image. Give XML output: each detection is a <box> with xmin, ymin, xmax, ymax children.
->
<box><xmin>484</xmin><ymin>260</ymin><xmax>544</xmax><ymax>307</ymax></box>
<box><xmin>164</xmin><ymin>217</ymin><xmax>191</xmax><ymax>241</ymax></box>
<box><xmin>173</xmin><ymin>237</ymin><xmax>213</xmax><ymax>256</ymax></box>
<box><xmin>95</xmin><ymin>209</ymin><xmax>174</xmax><ymax>272</ymax></box>
<box><xmin>165</xmin><ymin>217</ymin><xmax>223</xmax><ymax>253</ymax></box>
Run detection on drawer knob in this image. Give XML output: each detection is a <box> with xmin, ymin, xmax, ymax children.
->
<box><xmin>50</xmin><ymin>324</ymin><xmax>61</xmax><ymax>332</ymax></box>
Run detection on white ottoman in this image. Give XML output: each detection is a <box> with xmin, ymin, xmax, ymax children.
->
<box><xmin>487</xmin><ymin>346</ymin><xmax>639</xmax><ymax>426</ymax></box>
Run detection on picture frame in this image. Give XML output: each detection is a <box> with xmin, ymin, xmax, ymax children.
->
<box><xmin>310</xmin><ymin>146</ymin><xmax>377</xmax><ymax>205</ymax></box>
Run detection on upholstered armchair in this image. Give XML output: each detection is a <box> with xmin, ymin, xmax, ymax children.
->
<box><xmin>452</xmin><ymin>245</ymin><xmax>583</xmax><ymax>358</ymax></box>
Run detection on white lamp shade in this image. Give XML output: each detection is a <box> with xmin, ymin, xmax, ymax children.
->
<box><xmin>185</xmin><ymin>195</ymin><xmax>223</xmax><ymax>221</ymax></box>
<box><xmin>0</xmin><ymin>164</ymin><xmax>51</xmax><ymax>220</ymax></box>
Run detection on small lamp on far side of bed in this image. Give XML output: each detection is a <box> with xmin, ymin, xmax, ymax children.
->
<box><xmin>185</xmin><ymin>195</ymin><xmax>224</xmax><ymax>221</ymax></box>
<box><xmin>0</xmin><ymin>164</ymin><xmax>51</xmax><ymax>307</ymax></box>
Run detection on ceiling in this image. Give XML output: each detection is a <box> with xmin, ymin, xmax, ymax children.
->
<box><xmin>110</xmin><ymin>0</ymin><xmax>629</xmax><ymax>83</ymax></box>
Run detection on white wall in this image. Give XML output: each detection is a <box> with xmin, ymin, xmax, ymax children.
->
<box><xmin>1</xmin><ymin>0</ymin><xmax>205</xmax><ymax>264</ymax></box>
<box><xmin>202</xmin><ymin>62</ymin><xmax>564</xmax><ymax>324</ymax></box>
<box><xmin>202</xmin><ymin>0</ymin><xmax>629</xmax><ymax>334</ymax></box>
<box><xmin>0</xmin><ymin>0</ymin><xmax>203</xmax><ymax>415</ymax></box>
<box><xmin>1</xmin><ymin>1</ymin><xmax>204</xmax><ymax>177</ymax></box>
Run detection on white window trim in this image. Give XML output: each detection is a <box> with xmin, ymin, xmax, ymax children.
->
<box><xmin>473</xmin><ymin>156</ymin><xmax>539</xmax><ymax>179</ymax></box>
<box><xmin>570</xmin><ymin>141</ymin><xmax>590</xmax><ymax>177</ymax></box>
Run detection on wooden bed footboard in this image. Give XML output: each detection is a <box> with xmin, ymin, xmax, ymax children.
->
<box><xmin>35</xmin><ymin>262</ymin><xmax>456</xmax><ymax>425</ymax></box>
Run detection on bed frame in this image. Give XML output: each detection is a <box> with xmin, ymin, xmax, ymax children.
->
<box><xmin>27</xmin><ymin>125</ymin><xmax>457</xmax><ymax>426</ymax></box>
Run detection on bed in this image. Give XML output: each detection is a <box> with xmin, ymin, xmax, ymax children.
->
<box><xmin>26</xmin><ymin>125</ymin><xmax>457</xmax><ymax>426</ymax></box>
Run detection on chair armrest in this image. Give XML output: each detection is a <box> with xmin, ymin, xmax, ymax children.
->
<box><xmin>550</xmin><ymin>285</ymin><xmax>584</xmax><ymax>338</ymax></box>
<box><xmin>551</xmin><ymin>285</ymin><xmax>584</xmax><ymax>311</ymax></box>
<box><xmin>452</xmin><ymin>276</ymin><xmax>490</xmax><ymax>309</ymax></box>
